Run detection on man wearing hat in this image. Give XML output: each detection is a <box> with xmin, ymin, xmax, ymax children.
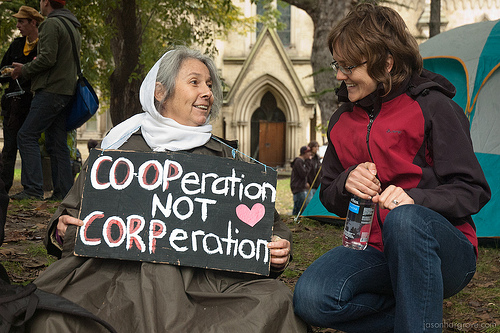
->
<box><xmin>11</xmin><ymin>0</ymin><xmax>81</xmax><ymax>200</ymax></box>
<box><xmin>0</xmin><ymin>6</ymin><xmax>44</xmax><ymax>194</ymax></box>
<box><xmin>290</xmin><ymin>145</ymin><xmax>313</xmax><ymax>215</ymax></box>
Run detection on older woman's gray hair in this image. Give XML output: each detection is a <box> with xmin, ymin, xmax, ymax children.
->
<box><xmin>155</xmin><ymin>46</ymin><xmax>222</xmax><ymax>120</ymax></box>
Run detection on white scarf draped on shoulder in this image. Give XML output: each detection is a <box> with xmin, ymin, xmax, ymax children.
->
<box><xmin>101</xmin><ymin>51</ymin><xmax>212</xmax><ymax>152</ymax></box>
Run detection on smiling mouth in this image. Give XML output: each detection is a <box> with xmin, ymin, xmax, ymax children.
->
<box><xmin>346</xmin><ymin>83</ymin><xmax>356</xmax><ymax>88</ymax></box>
<box><xmin>194</xmin><ymin>105</ymin><xmax>209</xmax><ymax>111</ymax></box>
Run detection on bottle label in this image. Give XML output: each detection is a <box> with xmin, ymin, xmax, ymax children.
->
<box><xmin>348</xmin><ymin>201</ymin><xmax>360</xmax><ymax>214</ymax></box>
<box><xmin>343</xmin><ymin>196</ymin><xmax>375</xmax><ymax>250</ymax></box>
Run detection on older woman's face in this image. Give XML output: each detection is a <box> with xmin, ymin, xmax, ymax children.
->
<box><xmin>158</xmin><ymin>58</ymin><xmax>214</xmax><ymax>127</ymax></box>
<box><xmin>331</xmin><ymin>49</ymin><xmax>377</xmax><ymax>102</ymax></box>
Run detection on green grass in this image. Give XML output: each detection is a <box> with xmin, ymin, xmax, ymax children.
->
<box><xmin>485</xmin><ymin>327</ymin><xmax>500</xmax><ymax>333</ymax></box>
<box><xmin>2</xmin><ymin>261</ymin><xmax>24</xmax><ymax>276</ymax></box>
<box><xmin>281</xmin><ymin>217</ymin><xmax>343</xmax><ymax>281</ymax></box>
<box><xmin>276</xmin><ymin>177</ymin><xmax>293</xmax><ymax>215</ymax></box>
<box><xmin>14</xmin><ymin>168</ymin><xmax>21</xmax><ymax>180</ymax></box>
<box><xmin>26</xmin><ymin>243</ymin><xmax>56</xmax><ymax>266</ymax></box>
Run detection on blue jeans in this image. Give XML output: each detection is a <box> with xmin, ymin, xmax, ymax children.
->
<box><xmin>17</xmin><ymin>91</ymin><xmax>74</xmax><ymax>198</ymax></box>
<box><xmin>308</xmin><ymin>188</ymin><xmax>316</xmax><ymax>204</ymax></box>
<box><xmin>293</xmin><ymin>205</ymin><xmax>476</xmax><ymax>332</ymax></box>
<box><xmin>293</xmin><ymin>191</ymin><xmax>308</xmax><ymax>215</ymax></box>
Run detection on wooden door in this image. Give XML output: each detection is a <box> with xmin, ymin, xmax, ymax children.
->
<box><xmin>259</xmin><ymin>121</ymin><xmax>285</xmax><ymax>167</ymax></box>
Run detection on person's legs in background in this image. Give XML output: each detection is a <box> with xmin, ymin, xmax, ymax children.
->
<box><xmin>15</xmin><ymin>91</ymin><xmax>72</xmax><ymax>200</ymax></box>
<box><xmin>1</xmin><ymin>115</ymin><xmax>18</xmax><ymax>194</ymax></box>
<box><xmin>1</xmin><ymin>96</ymin><xmax>30</xmax><ymax>194</ymax></box>
<box><xmin>293</xmin><ymin>191</ymin><xmax>307</xmax><ymax>215</ymax></box>
<box><xmin>305</xmin><ymin>188</ymin><xmax>316</xmax><ymax>206</ymax></box>
<box><xmin>45</xmin><ymin>106</ymin><xmax>73</xmax><ymax>200</ymax></box>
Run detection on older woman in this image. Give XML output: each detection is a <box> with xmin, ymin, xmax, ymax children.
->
<box><xmin>293</xmin><ymin>4</ymin><xmax>490</xmax><ymax>332</ymax></box>
<box><xmin>30</xmin><ymin>47</ymin><xmax>307</xmax><ymax>332</ymax></box>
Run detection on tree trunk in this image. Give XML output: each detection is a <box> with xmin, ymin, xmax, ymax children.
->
<box><xmin>108</xmin><ymin>0</ymin><xmax>144</xmax><ymax>126</ymax></box>
<box><xmin>429</xmin><ymin>0</ymin><xmax>441</xmax><ymax>37</ymax></box>
<box><xmin>282</xmin><ymin>0</ymin><xmax>351</xmax><ymax>128</ymax></box>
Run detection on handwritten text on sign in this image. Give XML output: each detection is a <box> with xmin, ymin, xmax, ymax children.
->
<box><xmin>74</xmin><ymin>149</ymin><xmax>277</xmax><ymax>275</ymax></box>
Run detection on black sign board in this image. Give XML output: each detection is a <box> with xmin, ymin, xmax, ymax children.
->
<box><xmin>74</xmin><ymin>149</ymin><xmax>277</xmax><ymax>276</ymax></box>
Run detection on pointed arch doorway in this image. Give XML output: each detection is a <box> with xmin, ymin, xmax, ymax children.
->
<box><xmin>250</xmin><ymin>92</ymin><xmax>286</xmax><ymax>167</ymax></box>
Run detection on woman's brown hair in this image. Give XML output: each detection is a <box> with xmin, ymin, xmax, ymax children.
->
<box><xmin>328</xmin><ymin>3</ymin><xmax>423</xmax><ymax>95</ymax></box>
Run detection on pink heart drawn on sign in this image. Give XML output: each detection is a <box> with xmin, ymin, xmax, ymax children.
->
<box><xmin>236</xmin><ymin>203</ymin><xmax>265</xmax><ymax>227</ymax></box>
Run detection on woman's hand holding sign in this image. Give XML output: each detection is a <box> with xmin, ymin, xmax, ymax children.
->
<box><xmin>57</xmin><ymin>215</ymin><xmax>83</xmax><ymax>239</ymax></box>
<box><xmin>269</xmin><ymin>235</ymin><xmax>290</xmax><ymax>270</ymax></box>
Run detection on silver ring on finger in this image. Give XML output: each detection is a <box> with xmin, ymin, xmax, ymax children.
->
<box><xmin>392</xmin><ymin>199</ymin><xmax>399</xmax><ymax>205</ymax></box>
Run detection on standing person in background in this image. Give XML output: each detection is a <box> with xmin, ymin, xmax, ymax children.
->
<box><xmin>0</xmin><ymin>6</ymin><xmax>44</xmax><ymax>194</ymax></box>
<box><xmin>307</xmin><ymin>141</ymin><xmax>322</xmax><ymax>198</ymax></box>
<box><xmin>293</xmin><ymin>4</ymin><xmax>490</xmax><ymax>331</ymax></box>
<box><xmin>290</xmin><ymin>145</ymin><xmax>312</xmax><ymax>215</ymax></box>
<box><xmin>10</xmin><ymin>0</ymin><xmax>80</xmax><ymax>201</ymax></box>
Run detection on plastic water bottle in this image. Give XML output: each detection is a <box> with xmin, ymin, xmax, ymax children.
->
<box><xmin>342</xmin><ymin>195</ymin><xmax>375</xmax><ymax>250</ymax></box>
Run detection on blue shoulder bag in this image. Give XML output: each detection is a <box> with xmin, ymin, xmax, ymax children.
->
<box><xmin>57</xmin><ymin>17</ymin><xmax>99</xmax><ymax>131</ymax></box>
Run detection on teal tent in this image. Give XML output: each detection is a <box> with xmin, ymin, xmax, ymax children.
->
<box><xmin>420</xmin><ymin>20</ymin><xmax>500</xmax><ymax>239</ymax></box>
<box><xmin>300</xmin><ymin>186</ymin><xmax>343</xmax><ymax>225</ymax></box>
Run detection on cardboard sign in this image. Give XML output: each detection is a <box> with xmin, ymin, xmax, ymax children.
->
<box><xmin>74</xmin><ymin>148</ymin><xmax>277</xmax><ymax>276</ymax></box>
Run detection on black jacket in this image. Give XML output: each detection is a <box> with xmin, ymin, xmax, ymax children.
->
<box><xmin>1</xmin><ymin>37</ymin><xmax>36</xmax><ymax>113</ymax></box>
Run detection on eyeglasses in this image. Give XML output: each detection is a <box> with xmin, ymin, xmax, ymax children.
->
<box><xmin>330</xmin><ymin>61</ymin><xmax>368</xmax><ymax>75</ymax></box>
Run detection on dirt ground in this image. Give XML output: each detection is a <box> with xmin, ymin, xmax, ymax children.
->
<box><xmin>0</xmin><ymin>193</ymin><xmax>57</xmax><ymax>283</ymax></box>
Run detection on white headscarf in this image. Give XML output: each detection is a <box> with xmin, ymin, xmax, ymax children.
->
<box><xmin>101</xmin><ymin>51</ymin><xmax>212</xmax><ymax>151</ymax></box>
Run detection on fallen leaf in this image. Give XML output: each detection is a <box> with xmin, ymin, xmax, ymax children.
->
<box><xmin>477</xmin><ymin>312</ymin><xmax>493</xmax><ymax>320</ymax></box>
<box><xmin>443</xmin><ymin>300</ymin><xmax>453</xmax><ymax>307</ymax></box>
<box><xmin>0</xmin><ymin>248</ymin><xmax>15</xmax><ymax>256</ymax></box>
<box><xmin>35</xmin><ymin>202</ymin><xmax>49</xmax><ymax>210</ymax></box>
<box><xmin>24</xmin><ymin>261</ymin><xmax>46</xmax><ymax>269</ymax></box>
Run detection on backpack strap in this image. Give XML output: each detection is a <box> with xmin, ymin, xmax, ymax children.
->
<box><xmin>55</xmin><ymin>16</ymin><xmax>82</xmax><ymax>78</ymax></box>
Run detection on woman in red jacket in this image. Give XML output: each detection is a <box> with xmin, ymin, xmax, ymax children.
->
<box><xmin>293</xmin><ymin>4</ymin><xmax>490</xmax><ymax>332</ymax></box>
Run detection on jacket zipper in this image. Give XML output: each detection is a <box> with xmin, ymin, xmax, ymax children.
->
<box><xmin>365</xmin><ymin>108</ymin><xmax>384</xmax><ymax>233</ymax></box>
<box><xmin>366</xmin><ymin>109</ymin><xmax>375</xmax><ymax>162</ymax></box>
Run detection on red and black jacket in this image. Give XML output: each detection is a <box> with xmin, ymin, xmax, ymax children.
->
<box><xmin>320</xmin><ymin>69</ymin><xmax>491</xmax><ymax>253</ymax></box>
